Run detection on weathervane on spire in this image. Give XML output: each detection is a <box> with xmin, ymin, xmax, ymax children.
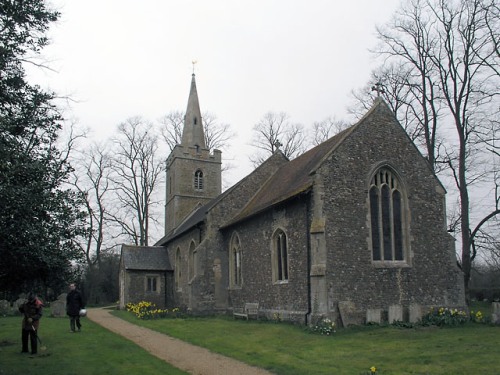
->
<box><xmin>192</xmin><ymin>60</ymin><xmax>198</xmax><ymax>75</ymax></box>
<box><xmin>371</xmin><ymin>81</ymin><xmax>385</xmax><ymax>97</ymax></box>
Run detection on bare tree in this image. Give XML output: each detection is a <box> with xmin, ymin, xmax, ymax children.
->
<box><xmin>158</xmin><ymin>111</ymin><xmax>184</xmax><ymax>152</ymax></box>
<box><xmin>71</xmin><ymin>140</ymin><xmax>124</xmax><ymax>304</ymax></box>
<box><xmin>351</xmin><ymin>1</ymin><xmax>446</xmax><ymax>171</ymax></box>
<box><xmin>352</xmin><ymin>0</ymin><xmax>500</xmax><ymax>302</ymax></box>
<box><xmin>110</xmin><ymin>117</ymin><xmax>164</xmax><ymax>246</ymax></box>
<box><xmin>159</xmin><ymin>110</ymin><xmax>234</xmax><ymax>152</ymax></box>
<box><xmin>429</xmin><ymin>0</ymin><xmax>499</xmax><ymax>301</ymax></box>
<box><xmin>311</xmin><ymin>116</ymin><xmax>350</xmax><ymax>146</ymax></box>
<box><xmin>72</xmin><ymin>141</ymin><xmax>115</xmax><ymax>267</ymax></box>
<box><xmin>250</xmin><ymin>112</ymin><xmax>308</xmax><ymax>166</ymax></box>
<box><xmin>202</xmin><ymin>112</ymin><xmax>235</xmax><ymax>151</ymax></box>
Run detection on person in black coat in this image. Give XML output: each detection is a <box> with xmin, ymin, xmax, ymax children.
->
<box><xmin>66</xmin><ymin>283</ymin><xmax>84</xmax><ymax>332</ymax></box>
<box><xmin>19</xmin><ymin>292</ymin><xmax>43</xmax><ymax>354</ymax></box>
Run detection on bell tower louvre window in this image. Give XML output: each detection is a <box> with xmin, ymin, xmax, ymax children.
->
<box><xmin>194</xmin><ymin>169</ymin><xmax>203</xmax><ymax>190</ymax></box>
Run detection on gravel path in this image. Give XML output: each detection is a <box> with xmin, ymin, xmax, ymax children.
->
<box><xmin>87</xmin><ymin>308</ymin><xmax>274</xmax><ymax>375</ymax></box>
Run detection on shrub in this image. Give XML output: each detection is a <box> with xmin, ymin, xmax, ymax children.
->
<box><xmin>421</xmin><ymin>307</ymin><xmax>468</xmax><ymax>327</ymax></box>
<box><xmin>310</xmin><ymin>317</ymin><xmax>336</xmax><ymax>335</ymax></box>
<box><xmin>469</xmin><ymin>310</ymin><xmax>486</xmax><ymax>323</ymax></box>
<box><xmin>126</xmin><ymin>301</ymin><xmax>181</xmax><ymax>320</ymax></box>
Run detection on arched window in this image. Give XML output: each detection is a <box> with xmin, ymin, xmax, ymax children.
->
<box><xmin>272</xmin><ymin>229</ymin><xmax>289</xmax><ymax>282</ymax></box>
<box><xmin>188</xmin><ymin>241</ymin><xmax>197</xmax><ymax>281</ymax></box>
<box><xmin>175</xmin><ymin>247</ymin><xmax>181</xmax><ymax>291</ymax></box>
<box><xmin>369</xmin><ymin>168</ymin><xmax>407</xmax><ymax>262</ymax></box>
<box><xmin>229</xmin><ymin>233</ymin><xmax>242</xmax><ymax>288</ymax></box>
<box><xmin>194</xmin><ymin>169</ymin><xmax>203</xmax><ymax>190</ymax></box>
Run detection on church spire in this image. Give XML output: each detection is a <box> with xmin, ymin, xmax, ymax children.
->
<box><xmin>181</xmin><ymin>73</ymin><xmax>206</xmax><ymax>149</ymax></box>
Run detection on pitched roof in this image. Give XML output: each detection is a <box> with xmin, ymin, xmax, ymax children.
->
<box><xmin>221</xmin><ymin>128</ymin><xmax>352</xmax><ymax>228</ymax></box>
<box><xmin>221</xmin><ymin>99</ymin><xmax>392</xmax><ymax>228</ymax></box>
<box><xmin>121</xmin><ymin>245</ymin><xmax>172</xmax><ymax>271</ymax></box>
<box><xmin>181</xmin><ymin>73</ymin><xmax>206</xmax><ymax>148</ymax></box>
<box><xmin>156</xmin><ymin>98</ymin><xmax>416</xmax><ymax>237</ymax></box>
<box><xmin>155</xmin><ymin>198</ymin><xmax>216</xmax><ymax>246</ymax></box>
<box><xmin>155</xmin><ymin>151</ymin><xmax>288</xmax><ymax>246</ymax></box>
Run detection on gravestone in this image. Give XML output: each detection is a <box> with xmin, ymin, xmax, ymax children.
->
<box><xmin>51</xmin><ymin>299</ymin><xmax>66</xmax><ymax>317</ymax></box>
<box><xmin>0</xmin><ymin>300</ymin><xmax>10</xmax><ymax>315</ymax></box>
<box><xmin>409</xmin><ymin>303</ymin><xmax>422</xmax><ymax>323</ymax></box>
<box><xmin>388</xmin><ymin>304</ymin><xmax>403</xmax><ymax>323</ymax></box>
<box><xmin>366</xmin><ymin>308</ymin><xmax>381</xmax><ymax>324</ymax></box>
<box><xmin>338</xmin><ymin>301</ymin><xmax>363</xmax><ymax>327</ymax></box>
<box><xmin>492</xmin><ymin>302</ymin><xmax>500</xmax><ymax>325</ymax></box>
<box><xmin>50</xmin><ymin>294</ymin><xmax>68</xmax><ymax>317</ymax></box>
<box><xmin>13</xmin><ymin>298</ymin><xmax>25</xmax><ymax>315</ymax></box>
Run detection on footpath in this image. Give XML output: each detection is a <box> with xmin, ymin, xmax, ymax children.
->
<box><xmin>87</xmin><ymin>308</ymin><xmax>274</xmax><ymax>375</ymax></box>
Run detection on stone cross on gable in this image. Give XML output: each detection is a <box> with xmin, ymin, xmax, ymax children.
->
<box><xmin>371</xmin><ymin>82</ymin><xmax>385</xmax><ymax>97</ymax></box>
<box><xmin>274</xmin><ymin>140</ymin><xmax>282</xmax><ymax>150</ymax></box>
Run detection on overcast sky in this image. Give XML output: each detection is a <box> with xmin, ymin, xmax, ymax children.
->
<box><xmin>30</xmin><ymin>0</ymin><xmax>402</xmax><ymax>186</ymax></box>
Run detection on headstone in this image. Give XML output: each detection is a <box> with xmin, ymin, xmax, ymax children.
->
<box><xmin>492</xmin><ymin>302</ymin><xmax>500</xmax><ymax>325</ymax></box>
<box><xmin>0</xmin><ymin>300</ymin><xmax>10</xmax><ymax>316</ymax></box>
<box><xmin>366</xmin><ymin>308</ymin><xmax>381</xmax><ymax>324</ymax></box>
<box><xmin>338</xmin><ymin>301</ymin><xmax>363</xmax><ymax>327</ymax></box>
<box><xmin>13</xmin><ymin>298</ymin><xmax>25</xmax><ymax>315</ymax></box>
<box><xmin>388</xmin><ymin>304</ymin><xmax>403</xmax><ymax>323</ymax></box>
<box><xmin>409</xmin><ymin>303</ymin><xmax>422</xmax><ymax>323</ymax></box>
<box><xmin>51</xmin><ymin>300</ymin><xmax>67</xmax><ymax>317</ymax></box>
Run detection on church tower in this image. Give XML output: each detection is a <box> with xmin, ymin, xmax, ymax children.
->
<box><xmin>164</xmin><ymin>74</ymin><xmax>222</xmax><ymax>235</ymax></box>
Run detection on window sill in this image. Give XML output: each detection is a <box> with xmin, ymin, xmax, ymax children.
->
<box><xmin>273</xmin><ymin>280</ymin><xmax>289</xmax><ymax>285</ymax></box>
<box><xmin>372</xmin><ymin>261</ymin><xmax>411</xmax><ymax>268</ymax></box>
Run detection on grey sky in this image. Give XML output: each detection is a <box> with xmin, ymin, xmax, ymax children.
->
<box><xmin>30</xmin><ymin>0</ymin><xmax>401</xmax><ymax>186</ymax></box>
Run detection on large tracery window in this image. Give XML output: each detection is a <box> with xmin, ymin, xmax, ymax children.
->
<box><xmin>272</xmin><ymin>229</ymin><xmax>289</xmax><ymax>282</ymax></box>
<box><xmin>229</xmin><ymin>233</ymin><xmax>242</xmax><ymax>288</ymax></box>
<box><xmin>369</xmin><ymin>168</ymin><xmax>406</xmax><ymax>262</ymax></box>
<box><xmin>194</xmin><ymin>169</ymin><xmax>203</xmax><ymax>190</ymax></box>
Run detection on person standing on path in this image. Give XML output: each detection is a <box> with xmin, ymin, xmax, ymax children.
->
<box><xmin>19</xmin><ymin>292</ymin><xmax>43</xmax><ymax>355</ymax></box>
<box><xmin>66</xmin><ymin>283</ymin><xmax>85</xmax><ymax>332</ymax></box>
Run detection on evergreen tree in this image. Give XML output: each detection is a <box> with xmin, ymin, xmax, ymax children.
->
<box><xmin>0</xmin><ymin>0</ymin><xmax>86</xmax><ymax>297</ymax></box>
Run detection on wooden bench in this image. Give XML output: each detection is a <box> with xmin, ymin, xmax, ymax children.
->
<box><xmin>233</xmin><ymin>303</ymin><xmax>259</xmax><ymax>320</ymax></box>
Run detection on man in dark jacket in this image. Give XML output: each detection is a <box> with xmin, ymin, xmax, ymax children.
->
<box><xmin>66</xmin><ymin>283</ymin><xmax>84</xmax><ymax>332</ymax></box>
<box><xmin>19</xmin><ymin>292</ymin><xmax>43</xmax><ymax>355</ymax></box>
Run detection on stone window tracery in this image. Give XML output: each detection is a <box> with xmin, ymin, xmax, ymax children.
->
<box><xmin>188</xmin><ymin>241</ymin><xmax>197</xmax><ymax>281</ymax></box>
<box><xmin>146</xmin><ymin>275</ymin><xmax>159</xmax><ymax>293</ymax></box>
<box><xmin>175</xmin><ymin>247</ymin><xmax>181</xmax><ymax>291</ymax></box>
<box><xmin>272</xmin><ymin>229</ymin><xmax>289</xmax><ymax>283</ymax></box>
<box><xmin>229</xmin><ymin>233</ymin><xmax>242</xmax><ymax>288</ymax></box>
<box><xmin>369</xmin><ymin>167</ymin><xmax>407</xmax><ymax>263</ymax></box>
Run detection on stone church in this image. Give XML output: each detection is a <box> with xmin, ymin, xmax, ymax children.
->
<box><xmin>119</xmin><ymin>73</ymin><xmax>465</xmax><ymax>325</ymax></box>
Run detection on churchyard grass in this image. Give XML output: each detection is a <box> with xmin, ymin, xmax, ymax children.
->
<box><xmin>113</xmin><ymin>301</ymin><xmax>499</xmax><ymax>375</ymax></box>
<box><xmin>0</xmin><ymin>311</ymin><xmax>187</xmax><ymax>375</ymax></box>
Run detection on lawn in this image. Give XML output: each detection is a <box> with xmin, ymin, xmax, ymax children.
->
<box><xmin>1</xmin><ymin>302</ymin><xmax>499</xmax><ymax>375</ymax></box>
<box><xmin>0</xmin><ymin>312</ymin><xmax>187</xmax><ymax>375</ymax></box>
<box><xmin>112</xmin><ymin>301</ymin><xmax>500</xmax><ymax>375</ymax></box>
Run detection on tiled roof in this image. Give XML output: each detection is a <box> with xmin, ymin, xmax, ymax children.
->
<box><xmin>121</xmin><ymin>245</ymin><xmax>171</xmax><ymax>271</ymax></box>
<box><xmin>156</xmin><ymin>99</ymin><xmax>398</xmax><ymax>239</ymax></box>
<box><xmin>221</xmin><ymin>99</ymin><xmax>396</xmax><ymax>227</ymax></box>
<box><xmin>221</xmin><ymin>126</ymin><xmax>353</xmax><ymax>228</ymax></box>
<box><xmin>154</xmin><ymin>151</ymin><xmax>288</xmax><ymax>246</ymax></box>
